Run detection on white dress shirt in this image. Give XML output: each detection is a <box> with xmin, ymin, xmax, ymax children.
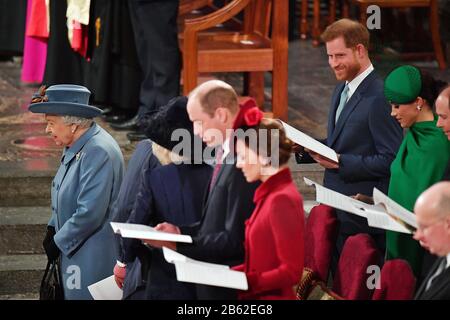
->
<box><xmin>345</xmin><ymin>64</ymin><xmax>375</xmax><ymax>102</ymax></box>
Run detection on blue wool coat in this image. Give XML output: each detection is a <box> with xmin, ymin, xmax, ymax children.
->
<box><xmin>49</xmin><ymin>123</ymin><xmax>124</xmax><ymax>300</ymax></box>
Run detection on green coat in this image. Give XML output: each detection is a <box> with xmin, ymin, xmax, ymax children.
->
<box><xmin>386</xmin><ymin>118</ymin><xmax>450</xmax><ymax>276</ymax></box>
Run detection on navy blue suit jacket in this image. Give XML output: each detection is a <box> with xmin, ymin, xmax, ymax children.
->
<box><xmin>177</xmin><ymin>154</ymin><xmax>260</xmax><ymax>300</ymax></box>
<box><xmin>123</xmin><ymin>162</ymin><xmax>212</xmax><ymax>299</ymax></box>
<box><xmin>111</xmin><ymin>139</ymin><xmax>160</xmax><ymax>261</ymax></box>
<box><xmin>415</xmin><ymin>257</ymin><xmax>450</xmax><ymax>300</ymax></box>
<box><xmin>110</xmin><ymin>140</ymin><xmax>160</xmax><ymax>299</ymax></box>
<box><xmin>303</xmin><ymin>71</ymin><xmax>402</xmax><ymax>234</ymax></box>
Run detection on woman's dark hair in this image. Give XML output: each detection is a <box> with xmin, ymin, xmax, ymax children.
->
<box><xmin>234</xmin><ymin>118</ymin><xmax>293</xmax><ymax>166</ymax></box>
<box><xmin>419</xmin><ymin>70</ymin><xmax>448</xmax><ymax>109</ymax></box>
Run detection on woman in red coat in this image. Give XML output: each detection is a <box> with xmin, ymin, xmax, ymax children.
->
<box><xmin>232</xmin><ymin>108</ymin><xmax>305</xmax><ymax>300</ymax></box>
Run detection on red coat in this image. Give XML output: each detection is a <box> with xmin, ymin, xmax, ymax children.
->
<box><xmin>233</xmin><ymin>168</ymin><xmax>305</xmax><ymax>300</ymax></box>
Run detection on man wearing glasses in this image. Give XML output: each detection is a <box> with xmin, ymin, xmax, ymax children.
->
<box><xmin>413</xmin><ymin>181</ymin><xmax>450</xmax><ymax>300</ymax></box>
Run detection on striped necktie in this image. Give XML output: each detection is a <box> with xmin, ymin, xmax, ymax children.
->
<box><xmin>209</xmin><ymin>146</ymin><xmax>223</xmax><ymax>192</ymax></box>
<box><xmin>426</xmin><ymin>257</ymin><xmax>447</xmax><ymax>291</ymax></box>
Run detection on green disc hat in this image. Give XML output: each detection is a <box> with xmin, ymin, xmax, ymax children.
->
<box><xmin>384</xmin><ymin>65</ymin><xmax>422</xmax><ymax>105</ymax></box>
<box><xmin>28</xmin><ymin>84</ymin><xmax>102</xmax><ymax>118</ymax></box>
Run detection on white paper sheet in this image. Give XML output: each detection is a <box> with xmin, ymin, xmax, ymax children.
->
<box><xmin>163</xmin><ymin>246</ymin><xmax>229</xmax><ymax>270</ymax></box>
<box><xmin>280</xmin><ymin>121</ymin><xmax>339</xmax><ymax>163</ymax></box>
<box><xmin>110</xmin><ymin>222</ymin><xmax>193</xmax><ymax>243</ymax></box>
<box><xmin>304</xmin><ymin>177</ymin><xmax>367</xmax><ymax>218</ymax></box>
<box><xmin>304</xmin><ymin>177</ymin><xmax>413</xmax><ymax>234</ymax></box>
<box><xmin>162</xmin><ymin>247</ymin><xmax>248</xmax><ymax>290</ymax></box>
<box><xmin>364</xmin><ymin>208</ymin><xmax>412</xmax><ymax>234</ymax></box>
<box><xmin>373</xmin><ymin>188</ymin><xmax>418</xmax><ymax>229</ymax></box>
<box><xmin>88</xmin><ymin>275</ymin><xmax>123</xmax><ymax>300</ymax></box>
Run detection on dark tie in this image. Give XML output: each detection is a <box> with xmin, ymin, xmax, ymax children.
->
<box><xmin>209</xmin><ymin>146</ymin><xmax>223</xmax><ymax>192</ymax></box>
<box><xmin>426</xmin><ymin>257</ymin><xmax>447</xmax><ymax>291</ymax></box>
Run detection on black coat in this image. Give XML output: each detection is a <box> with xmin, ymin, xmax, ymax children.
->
<box><xmin>43</xmin><ymin>0</ymin><xmax>86</xmax><ymax>85</ymax></box>
<box><xmin>0</xmin><ymin>0</ymin><xmax>26</xmax><ymax>54</ymax></box>
<box><xmin>123</xmin><ymin>162</ymin><xmax>212</xmax><ymax>300</ymax></box>
<box><xmin>85</xmin><ymin>0</ymin><xmax>141</xmax><ymax>113</ymax></box>
<box><xmin>415</xmin><ymin>257</ymin><xmax>450</xmax><ymax>300</ymax></box>
<box><xmin>177</xmin><ymin>155</ymin><xmax>260</xmax><ymax>300</ymax></box>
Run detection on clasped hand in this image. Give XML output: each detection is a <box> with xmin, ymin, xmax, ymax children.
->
<box><xmin>141</xmin><ymin>222</ymin><xmax>180</xmax><ymax>250</ymax></box>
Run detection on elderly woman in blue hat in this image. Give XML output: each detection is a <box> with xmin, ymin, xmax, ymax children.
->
<box><xmin>29</xmin><ymin>84</ymin><xmax>124</xmax><ymax>300</ymax></box>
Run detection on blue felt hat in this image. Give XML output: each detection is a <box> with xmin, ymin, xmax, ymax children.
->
<box><xmin>28</xmin><ymin>84</ymin><xmax>102</xmax><ymax>118</ymax></box>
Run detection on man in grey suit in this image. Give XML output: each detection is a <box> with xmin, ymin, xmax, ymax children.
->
<box><xmin>414</xmin><ymin>182</ymin><xmax>450</xmax><ymax>300</ymax></box>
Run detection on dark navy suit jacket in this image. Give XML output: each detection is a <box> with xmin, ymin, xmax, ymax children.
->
<box><xmin>110</xmin><ymin>139</ymin><xmax>160</xmax><ymax>299</ymax></box>
<box><xmin>177</xmin><ymin>154</ymin><xmax>260</xmax><ymax>300</ymax></box>
<box><xmin>123</xmin><ymin>162</ymin><xmax>212</xmax><ymax>299</ymax></box>
<box><xmin>111</xmin><ymin>140</ymin><xmax>159</xmax><ymax>258</ymax></box>
<box><xmin>300</xmin><ymin>71</ymin><xmax>402</xmax><ymax>234</ymax></box>
<box><xmin>415</xmin><ymin>257</ymin><xmax>450</xmax><ymax>300</ymax></box>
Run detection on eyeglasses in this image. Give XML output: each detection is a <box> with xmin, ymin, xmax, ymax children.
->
<box><xmin>416</xmin><ymin>217</ymin><xmax>447</xmax><ymax>234</ymax></box>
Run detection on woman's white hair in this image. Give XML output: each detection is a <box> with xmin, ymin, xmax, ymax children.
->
<box><xmin>61</xmin><ymin>115</ymin><xmax>93</xmax><ymax>128</ymax></box>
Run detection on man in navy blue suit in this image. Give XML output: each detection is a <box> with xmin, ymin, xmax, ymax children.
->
<box><xmin>297</xmin><ymin>19</ymin><xmax>403</xmax><ymax>268</ymax></box>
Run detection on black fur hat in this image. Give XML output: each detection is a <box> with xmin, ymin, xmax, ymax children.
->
<box><xmin>142</xmin><ymin>96</ymin><xmax>205</xmax><ymax>162</ymax></box>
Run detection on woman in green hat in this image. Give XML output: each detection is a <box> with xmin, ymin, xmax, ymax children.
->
<box><xmin>383</xmin><ymin>65</ymin><xmax>449</xmax><ymax>278</ymax></box>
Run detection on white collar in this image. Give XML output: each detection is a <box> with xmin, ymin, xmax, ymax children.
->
<box><xmin>346</xmin><ymin>64</ymin><xmax>374</xmax><ymax>99</ymax></box>
<box><xmin>446</xmin><ymin>253</ymin><xmax>450</xmax><ymax>269</ymax></box>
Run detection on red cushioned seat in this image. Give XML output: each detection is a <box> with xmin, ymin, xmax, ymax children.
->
<box><xmin>304</xmin><ymin>204</ymin><xmax>339</xmax><ymax>282</ymax></box>
<box><xmin>333</xmin><ymin>233</ymin><xmax>382</xmax><ymax>300</ymax></box>
<box><xmin>372</xmin><ymin>259</ymin><xmax>416</xmax><ymax>300</ymax></box>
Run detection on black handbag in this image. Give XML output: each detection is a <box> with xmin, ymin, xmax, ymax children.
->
<box><xmin>39</xmin><ymin>259</ymin><xmax>64</xmax><ymax>300</ymax></box>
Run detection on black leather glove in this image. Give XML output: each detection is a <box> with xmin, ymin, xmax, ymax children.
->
<box><xmin>43</xmin><ymin>226</ymin><xmax>55</xmax><ymax>247</ymax></box>
<box><xmin>43</xmin><ymin>226</ymin><xmax>60</xmax><ymax>261</ymax></box>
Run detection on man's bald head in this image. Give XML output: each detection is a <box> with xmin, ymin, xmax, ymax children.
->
<box><xmin>414</xmin><ymin>182</ymin><xmax>450</xmax><ymax>256</ymax></box>
<box><xmin>415</xmin><ymin>182</ymin><xmax>450</xmax><ymax>219</ymax></box>
<box><xmin>189</xmin><ymin>80</ymin><xmax>239</xmax><ymax>117</ymax></box>
<box><xmin>438</xmin><ymin>86</ymin><xmax>450</xmax><ymax>103</ymax></box>
<box><xmin>186</xmin><ymin>80</ymin><xmax>239</xmax><ymax>147</ymax></box>
<box><xmin>436</xmin><ymin>85</ymin><xmax>450</xmax><ymax>140</ymax></box>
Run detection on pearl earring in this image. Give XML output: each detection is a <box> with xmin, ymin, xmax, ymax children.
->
<box><xmin>416</xmin><ymin>105</ymin><xmax>422</xmax><ymax>111</ymax></box>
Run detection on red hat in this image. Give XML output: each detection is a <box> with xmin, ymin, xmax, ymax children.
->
<box><xmin>232</xmin><ymin>97</ymin><xmax>263</xmax><ymax>129</ymax></box>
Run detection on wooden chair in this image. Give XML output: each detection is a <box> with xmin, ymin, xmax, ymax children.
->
<box><xmin>179</xmin><ymin>0</ymin><xmax>214</xmax><ymax>16</ymax></box>
<box><xmin>342</xmin><ymin>0</ymin><xmax>447</xmax><ymax>69</ymax></box>
<box><xmin>299</xmin><ymin>0</ymin><xmax>338</xmax><ymax>46</ymax></box>
<box><xmin>178</xmin><ymin>0</ymin><xmax>242</xmax><ymax>37</ymax></box>
<box><xmin>180</xmin><ymin>0</ymin><xmax>289</xmax><ymax>120</ymax></box>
